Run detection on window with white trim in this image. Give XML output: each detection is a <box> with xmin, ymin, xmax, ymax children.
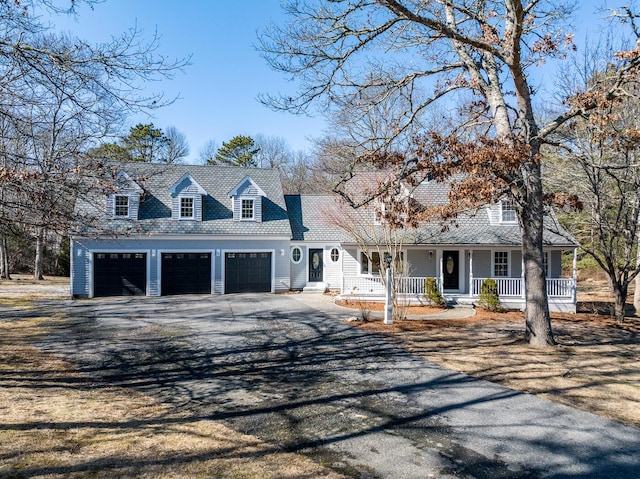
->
<box><xmin>494</xmin><ymin>251</ymin><xmax>509</xmax><ymax>277</ymax></box>
<box><xmin>241</xmin><ymin>198</ymin><xmax>254</xmax><ymax>220</ymax></box>
<box><xmin>330</xmin><ymin>248</ymin><xmax>340</xmax><ymax>262</ymax></box>
<box><xmin>360</xmin><ymin>251</ymin><xmax>381</xmax><ymax>275</ymax></box>
<box><xmin>500</xmin><ymin>199</ymin><xmax>517</xmax><ymax>223</ymax></box>
<box><xmin>114</xmin><ymin>195</ymin><xmax>129</xmax><ymax>217</ymax></box>
<box><xmin>291</xmin><ymin>246</ymin><xmax>302</xmax><ymax>264</ymax></box>
<box><xmin>180</xmin><ymin>197</ymin><xmax>194</xmax><ymax>219</ymax></box>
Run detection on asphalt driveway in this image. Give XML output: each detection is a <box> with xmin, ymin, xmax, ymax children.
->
<box><xmin>35</xmin><ymin>293</ymin><xmax>640</xmax><ymax>479</ymax></box>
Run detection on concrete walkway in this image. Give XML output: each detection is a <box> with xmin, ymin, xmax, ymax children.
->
<box><xmin>34</xmin><ymin>293</ymin><xmax>640</xmax><ymax>479</ymax></box>
<box><xmin>331</xmin><ymin>295</ymin><xmax>477</xmax><ymax>320</ymax></box>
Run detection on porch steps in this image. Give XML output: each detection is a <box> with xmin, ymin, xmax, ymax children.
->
<box><xmin>444</xmin><ymin>295</ymin><xmax>476</xmax><ymax>308</ymax></box>
<box><xmin>303</xmin><ymin>282</ymin><xmax>328</xmax><ymax>294</ymax></box>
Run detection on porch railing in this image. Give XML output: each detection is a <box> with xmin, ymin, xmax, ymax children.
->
<box><xmin>472</xmin><ymin>278</ymin><xmax>522</xmax><ymax>296</ymax></box>
<box><xmin>472</xmin><ymin>277</ymin><xmax>574</xmax><ymax>298</ymax></box>
<box><xmin>546</xmin><ymin>278</ymin><xmax>574</xmax><ymax>297</ymax></box>
<box><xmin>343</xmin><ymin>276</ymin><xmax>439</xmax><ymax>296</ymax></box>
<box><xmin>343</xmin><ymin>276</ymin><xmax>574</xmax><ymax>299</ymax></box>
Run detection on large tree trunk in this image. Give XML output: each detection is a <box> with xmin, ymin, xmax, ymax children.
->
<box><xmin>34</xmin><ymin>228</ymin><xmax>45</xmax><ymax>281</ymax></box>
<box><xmin>634</xmin><ymin>237</ymin><xmax>640</xmax><ymax>315</ymax></box>
<box><xmin>611</xmin><ymin>281</ymin><xmax>628</xmax><ymax>323</ymax></box>
<box><xmin>0</xmin><ymin>232</ymin><xmax>10</xmax><ymax>280</ymax></box>
<box><xmin>521</xmin><ymin>162</ymin><xmax>555</xmax><ymax>347</ymax></box>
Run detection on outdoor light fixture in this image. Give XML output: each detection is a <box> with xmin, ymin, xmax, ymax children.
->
<box><xmin>429</xmin><ymin>250</ymin><xmax>433</xmax><ymax>259</ymax></box>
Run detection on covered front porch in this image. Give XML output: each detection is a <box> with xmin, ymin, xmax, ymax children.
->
<box><xmin>338</xmin><ymin>247</ymin><xmax>577</xmax><ymax>313</ymax></box>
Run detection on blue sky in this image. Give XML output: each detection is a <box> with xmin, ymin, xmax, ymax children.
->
<box><xmin>52</xmin><ymin>1</ymin><xmax>327</xmax><ymax>163</ymax></box>
<box><xmin>50</xmin><ymin>1</ymin><xmax>609</xmax><ymax>164</ymax></box>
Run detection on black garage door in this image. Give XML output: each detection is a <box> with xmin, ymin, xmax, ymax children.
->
<box><xmin>161</xmin><ymin>253</ymin><xmax>212</xmax><ymax>295</ymax></box>
<box><xmin>225</xmin><ymin>252</ymin><xmax>272</xmax><ymax>293</ymax></box>
<box><xmin>94</xmin><ymin>252</ymin><xmax>147</xmax><ymax>297</ymax></box>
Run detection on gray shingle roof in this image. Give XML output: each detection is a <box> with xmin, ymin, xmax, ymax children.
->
<box><xmin>287</xmin><ymin>178</ymin><xmax>577</xmax><ymax>248</ymax></box>
<box><xmin>285</xmin><ymin>195</ymin><xmax>354</xmax><ymax>242</ymax></box>
<box><xmin>77</xmin><ymin>163</ymin><xmax>576</xmax><ymax>248</ymax></box>
<box><xmin>75</xmin><ymin>163</ymin><xmax>291</xmax><ymax>237</ymax></box>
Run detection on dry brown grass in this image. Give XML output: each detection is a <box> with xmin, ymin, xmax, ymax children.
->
<box><xmin>0</xmin><ymin>315</ymin><xmax>345</xmax><ymax>478</ymax></box>
<box><xmin>354</xmin><ymin>293</ymin><xmax>640</xmax><ymax>429</ymax></box>
<box><xmin>0</xmin><ymin>274</ymin><xmax>69</xmax><ymax>306</ymax></box>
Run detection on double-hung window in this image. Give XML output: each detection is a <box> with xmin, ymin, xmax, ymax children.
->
<box><xmin>494</xmin><ymin>251</ymin><xmax>509</xmax><ymax>277</ymax></box>
<box><xmin>114</xmin><ymin>195</ymin><xmax>129</xmax><ymax>217</ymax></box>
<box><xmin>360</xmin><ymin>251</ymin><xmax>381</xmax><ymax>275</ymax></box>
<box><xmin>500</xmin><ymin>199</ymin><xmax>517</xmax><ymax>223</ymax></box>
<box><xmin>180</xmin><ymin>197</ymin><xmax>194</xmax><ymax>219</ymax></box>
<box><xmin>241</xmin><ymin>198</ymin><xmax>254</xmax><ymax>220</ymax></box>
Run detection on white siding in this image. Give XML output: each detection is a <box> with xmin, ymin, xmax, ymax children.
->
<box><xmin>550</xmin><ymin>250</ymin><xmax>563</xmax><ymax>277</ymax></box>
<box><xmin>473</xmin><ymin>250</ymin><xmax>492</xmax><ymax>277</ymax></box>
<box><xmin>289</xmin><ymin>245</ymin><xmax>307</xmax><ymax>290</ymax></box>
<box><xmin>343</xmin><ymin>248</ymin><xmax>359</xmax><ymax>277</ymax></box>
<box><xmin>512</xmin><ymin>250</ymin><xmax>522</xmax><ymax>277</ymax></box>
<box><xmin>323</xmin><ymin>245</ymin><xmax>342</xmax><ymax>290</ymax></box>
<box><xmin>407</xmin><ymin>249</ymin><xmax>436</xmax><ymax>277</ymax></box>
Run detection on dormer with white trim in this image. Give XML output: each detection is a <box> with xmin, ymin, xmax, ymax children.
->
<box><xmin>487</xmin><ymin>198</ymin><xmax>518</xmax><ymax>225</ymax></box>
<box><xmin>167</xmin><ymin>173</ymin><xmax>207</xmax><ymax>221</ymax></box>
<box><xmin>106</xmin><ymin>171</ymin><xmax>143</xmax><ymax>220</ymax></box>
<box><xmin>228</xmin><ymin>176</ymin><xmax>266</xmax><ymax>223</ymax></box>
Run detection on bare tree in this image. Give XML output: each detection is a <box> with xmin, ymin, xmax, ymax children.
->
<box><xmin>198</xmin><ymin>139</ymin><xmax>219</xmax><ymax>165</ymax></box>
<box><xmin>0</xmin><ymin>1</ymin><xmax>188</xmax><ymax>278</ymax></box>
<box><xmin>545</xmin><ymin>47</ymin><xmax>640</xmax><ymax>322</ymax></box>
<box><xmin>163</xmin><ymin>125</ymin><xmax>190</xmax><ymax>164</ymax></box>
<box><xmin>253</xmin><ymin>134</ymin><xmax>293</xmax><ymax>169</ymax></box>
<box><xmin>260</xmin><ymin>1</ymin><xmax>640</xmax><ymax>346</ymax></box>
<box><xmin>322</xmin><ymin>175</ymin><xmax>417</xmax><ymax>318</ymax></box>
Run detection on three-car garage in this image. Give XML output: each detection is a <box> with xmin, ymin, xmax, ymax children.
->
<box><xmin>91</xmin><ymin>250</ymin><xmax>273</xmax><ymax>297</ymax></box>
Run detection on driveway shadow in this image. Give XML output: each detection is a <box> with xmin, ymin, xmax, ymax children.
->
<box><xmin>26</xmin><ymin>294</ymin><xmax>640</xmax><ymax>479</ymax></box>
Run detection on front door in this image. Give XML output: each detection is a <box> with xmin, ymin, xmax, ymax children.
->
<box><xmin>443</xmin><ymin>250</ymin><xmax>459</xmax><ymax>290</ymax></box>
<box><xmin>309</xmin><ymin>248</ymin><xmax>323</xmax><ymax>282</ymax></box>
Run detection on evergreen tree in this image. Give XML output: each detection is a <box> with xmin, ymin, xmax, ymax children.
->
<box><xmin>211</xmin><ymin>135</ymin><xmax>260</xmax><ymax>167</ymax></box>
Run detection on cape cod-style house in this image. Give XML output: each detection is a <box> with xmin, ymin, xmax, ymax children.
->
<box><xmin>71</xmin><ymin>163</ymin><xmax>578</xmax><ymax>312</ymax></box>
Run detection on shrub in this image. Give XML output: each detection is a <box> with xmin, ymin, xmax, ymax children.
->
<box><xmin>348</xmin><ymin>287</ymin><xmax>372</xmax><ymax>321</ymax></box>
<box><xmin>477</xmin><ymin>278</ymin><xmax>504</xmax><ymax>312</ymax></box>
<box><xmin>424</xmin><ymin>278</ymin><xmax>445</xmax><ymax>307</ymax></box>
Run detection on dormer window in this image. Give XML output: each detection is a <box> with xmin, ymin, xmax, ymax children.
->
<box><xmin>229</xmin><ymin>176</ymin><xmax>266</xmax><ymax>223</ymax></box>
<box><xmin>114</xmin><ymin>195</ymin><xmax>129</xmax><ymax>217</ymax></box>
<box><xmin>180</xmin><ymin>197</ymin><xmax>194</xmax><ymax>219</ymax></box>
<box><xmin>373</xmin><ymin>200</ymin><xmax>385</xmax><ymax>225</ymax></box>
<box><xmin>167</xmin><ymin>174</ymin><xmax>206</xmax><ymax>222</ymax></box>
<box><xmin>241</xmin><ymin>199</ymin><xmax>254</xmax><ymax>220</ymax></box>
<box><xmin>500</xmin><ymin>199</ymin><xmax>517</xmax><ymax>223</ymax></box>
<box><xmin>107</xmin><ymin>172</ymin><xmax>142</xmax><ymax>220</ymax></box>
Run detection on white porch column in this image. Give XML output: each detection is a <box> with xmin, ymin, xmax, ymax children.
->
<box><xmin>521</xmin><ymin>255</ymin><xmax>526</xmax><ymax>299</ymax></box>
<box><xmin>469</xmin><ymin>250</ymin><xmax>474</xmax><ymax>297</ymax></box>
<box><xmin>572</xmin><ymin>248</ymin><xmax>578</xmax><ymax>304</ymax></box>
<box><xmin>341</xmin><ymin>247</ymin><xmax>345</xmax><ymax>294</ymax></box>
<box><xmin>439</xmin><ymin>252</ymin><xmax>444</xmax><ymax>294</ymax></box>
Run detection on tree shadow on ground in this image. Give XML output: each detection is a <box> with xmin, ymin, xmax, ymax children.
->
<box><xmin>2</xmin><ymin>296</ymin><xmax>638</xmax><ymax>479</ymax></box>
